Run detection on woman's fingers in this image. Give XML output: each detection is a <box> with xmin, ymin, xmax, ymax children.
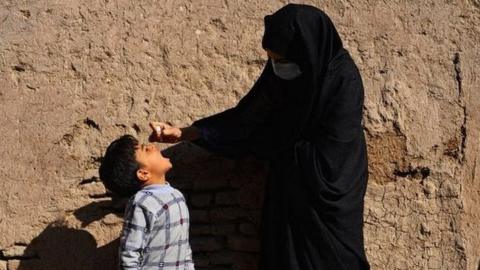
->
<box><xmin>150</xmin><ymin>121</ymin><xmax>168</xmax><ymax>130</ymax></box>
<box><xmin>149</xmin><ymin>122</ymin><xmax>166</xmax><ymax>141</ymax></box>
<box><xmin>149</xmin><ymin>121</ymin><xmax>181</xmax><ymax>143</ymax></box>
<box><xmin>162</xmin><ymin>127</ymin><xmax>176</xmax><ymax>136</ymax></box>
<box><xmin>149</xmin><ymin>123</ymin><xmax>159</xmax><ymax>136</ymax></box>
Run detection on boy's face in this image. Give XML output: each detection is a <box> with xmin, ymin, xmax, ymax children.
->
<box><xmin>135</xmin><ymin>143</ymin><xmax>172</xmax><ymax>179</ymax></box>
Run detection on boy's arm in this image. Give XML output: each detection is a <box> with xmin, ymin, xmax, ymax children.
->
<box><xmin>185</xmin><ymin>242</ymin><xmax>195</xmax><ymax>270</ymax></box>
<box><xmin>119</xmin><ymin>203</ymin><xmax>153</xmax><ymax>270</ymax></box>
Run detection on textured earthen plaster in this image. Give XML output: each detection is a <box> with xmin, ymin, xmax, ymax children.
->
<box><xmin>0</xmin><ymin>1</ymin><xmax>479</xmax><ymax>269</ymax></box>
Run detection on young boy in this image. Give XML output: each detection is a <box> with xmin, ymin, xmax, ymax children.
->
<box><xmin>99</xmin><ymin>134</ymin><xmax>194</xmax><ymax>270</ymax></box>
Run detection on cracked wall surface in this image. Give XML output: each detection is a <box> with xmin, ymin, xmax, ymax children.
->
<box><xmin>0</xmin><ymin>0</ymin><xmax>479</xmax><ymax>269</ymax></box>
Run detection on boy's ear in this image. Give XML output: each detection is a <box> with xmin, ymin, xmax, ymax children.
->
<box><xmin>136</xmin><ymin>168</ymin><xmax>150</xmax><ymax>183</ymax></box>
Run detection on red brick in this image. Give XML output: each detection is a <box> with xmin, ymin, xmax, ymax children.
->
<box><xmin>190</xmin><ymin>236</ymin><xmax>224</xmax><ymax>252</ymax></box>
<box><xmin>191</xmin><ymin>193</ymin><xmax>213</xmax><ymax>207</ymax></box>
<box><xmin>190</xmin><ymin>210</ymin><xmax>210</xmax><ymax>223</ymax></box>
<box><xmin>227</xmin><ymin>236</ymin><xmax>260</xmax><ymax>252</ymax></box>
<box><xmin>215</xmin><ymin>191</ymin><xmax>238</xmax><ymax>205</ymax></box>
<box><xmin>209</xmin><ymin>207</ymin><xmax>247</xmax><ymax>222</ymax></box>
<box><xmin>239</xmin><ymin>222</ymin><xmax>258</xmax><ymax>236</ymax></box>
<box><xmin>210</xmin><ymin>224</ymin><xmax>236</xmax><ymax>235</ymax></box>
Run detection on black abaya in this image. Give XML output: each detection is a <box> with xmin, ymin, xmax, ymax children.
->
<box><xmin>192</xmin><ymin>4</ymin><xmax>370</xmax><ymax>270</ymax></box>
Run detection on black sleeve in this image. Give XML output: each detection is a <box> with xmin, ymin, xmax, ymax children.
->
<box><xmin>191</xmin><ymin>64</ymin><xmax>281</xmax><ymax>159</ymax></box>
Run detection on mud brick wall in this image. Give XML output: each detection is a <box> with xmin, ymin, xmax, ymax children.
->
<box><xmin>1</xmin><ymin>1</ymin><xmax>479</xmax><ymax>269</ymax></box>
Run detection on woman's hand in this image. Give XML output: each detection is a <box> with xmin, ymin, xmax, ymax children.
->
<box><xmin>149</xmin><ymin>122</ymin><xmax>182</xmax><ymax>143</ymax></box>
<box><xmin>149</xmin><ymin>122</ymin><xmax>201</xmax><ymax>143</ymax></box>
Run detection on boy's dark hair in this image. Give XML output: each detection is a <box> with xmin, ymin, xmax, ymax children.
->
<box><xmin>99</xmin><ymin>135</ymin><xmax>142</xmax><ymax>197</ymax></box>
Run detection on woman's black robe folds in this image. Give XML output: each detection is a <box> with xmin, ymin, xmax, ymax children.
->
<box><xmin>192</xmin><ymin>4</ymin><xmax>370</xmax><ymax>270</ymax></box>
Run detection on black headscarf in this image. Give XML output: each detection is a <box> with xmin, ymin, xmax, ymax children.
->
<box><xmin>260</xmin><ymin>4</ymin><xmax>345</xmax><ymax>152</ymax></box>
<box><xmin>193</xmin><ymin>4</ymin><xmax>369</xmax><ymax>269</ymax></box>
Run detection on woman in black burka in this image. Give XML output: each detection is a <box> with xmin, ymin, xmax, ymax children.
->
<box><xmin>150</xmin><ymin>4</ymin><xmax>370</xmax><ymax>270</ymax></box>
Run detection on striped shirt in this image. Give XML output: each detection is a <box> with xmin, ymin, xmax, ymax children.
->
<box><xmin>119</xmin><ymin>182</ymin><xmax>194</xmax><ymax>270</ymax></box>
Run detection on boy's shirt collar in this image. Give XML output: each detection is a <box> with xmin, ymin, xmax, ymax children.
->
<box><xmin>142</xmin><ymin>181</ymin><xmax>172</xmax><ymax>191</ymax></box>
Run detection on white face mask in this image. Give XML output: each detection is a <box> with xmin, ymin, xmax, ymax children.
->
<box><xmin>271</xmin><ymin>59</ymin><xmax>302</xmax><ymax>80</ymax></box>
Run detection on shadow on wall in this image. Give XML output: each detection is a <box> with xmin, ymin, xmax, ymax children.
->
<box><xmin>17</xmin><ymin>142</ymin><xmax>267</xmax><ymax>270</ymax></box>
<box><xmin>16</xmin><ymin>199</ymin><xmax>123</xmax><ymax>270</ymax></box>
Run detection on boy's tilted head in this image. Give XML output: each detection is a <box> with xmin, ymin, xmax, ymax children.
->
<box><xmin>99</xmin><ymin>135</ymin><xmax>172</xmax><ymax>197</ymax></box>
<box><xmin>99</xmin><ymin>135</ymin><xmax>142</xmax><ymax>197</ymax></box>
